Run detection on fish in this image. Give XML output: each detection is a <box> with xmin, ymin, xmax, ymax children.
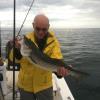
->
<box><xmin>21</xmin><ymin>36</ymin><xmax>89</xmax><ymax>79</ymax></box>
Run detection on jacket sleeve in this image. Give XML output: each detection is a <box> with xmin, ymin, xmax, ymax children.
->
<box><xmin>50</xmin><ymin>38</ymin><xmax>63</xmax><ymax>60</ymax></box>
<box><xmin>50</xmin><ymin>37</ymin><xmax>64</xmax><ymax>78</ymax></box>
<box><xmin>9</xmin><ymin>48</ymin><xmax>22</xmax><ymax>63</ymax></box>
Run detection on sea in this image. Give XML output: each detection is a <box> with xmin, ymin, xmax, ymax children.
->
<box><xmin>1</xmin><ymin>28</ymin><xmax>100</xmax><ymax>100</ymax></box>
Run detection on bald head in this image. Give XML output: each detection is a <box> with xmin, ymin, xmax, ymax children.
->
<box><xmin>32</xmin><ymin>14</ymin><xmax>50</xmax><ymax>39</ymax></box>
<box><xmin>33</xmin><ymin>14</ymin><xmax>49</xmax><ymax>26</ymax></box>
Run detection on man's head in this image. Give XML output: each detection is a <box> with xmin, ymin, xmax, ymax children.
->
<box><xmin>32</xmin><ymin>14</ymin><xmax>50</xmax><ymax>39</ymax></box>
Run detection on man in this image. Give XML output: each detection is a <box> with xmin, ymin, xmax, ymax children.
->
<box><xmin>10</xmin><ymin>14</ymin><xmax>70</xmax><ymax>100</ymax></box>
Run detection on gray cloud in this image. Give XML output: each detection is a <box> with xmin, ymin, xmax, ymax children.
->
<box><xmin>0</xmin><ymin>0</ymin><xmax>32</xmax><ymax>10</ymax></box>
<box><xmin>0</xmin><ymin>0</ymin><xmax>100</xmax><ymax>28</ymax></box>
<box><xmin>0</xmin><ymin>0</ymin><xmax>13</xmax><ymax>9</ymax></box>
<box><xmin>76</xmin><ymin>0</ymin><xmax>100</xmax><ymax>9</ymax></box>
<box><xmin>35</xmin><ymin>0</ymin><xmax>68</xmax><ymax>6</ymax></box>
<box><xmin>0</xmin><ymin>0</ymin><xmax>100</xmax><ymax>11</ymax></box>
<box><xmin>76</xmin><ymin>0</ymin><xmax>100</xmax><ymax>26</ymax></box>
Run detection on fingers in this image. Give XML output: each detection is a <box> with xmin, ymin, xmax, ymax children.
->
<box><xmin>15</xmin><ymin>41</ymin><xmax>21</xmax><ymax>48</ymax></box>
<box><xmin>15</xmin><ymin>36</ymin><xmax>23</xmax><ymax>48</ymax></box>
<box><xmin>57</xmin><ymin>67</ymin><xmax>69</xmax><ymax>77</ymax></box>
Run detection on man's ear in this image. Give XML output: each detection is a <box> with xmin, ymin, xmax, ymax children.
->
<box><xmin>32</xmin><ymin>23</ymin><xmax>35</xmax><ymax>29</ymax></box>
<box><xmin>48</xmin><ymin>24</ymin><xmax>50</xmax><ymax>29</ymax></box>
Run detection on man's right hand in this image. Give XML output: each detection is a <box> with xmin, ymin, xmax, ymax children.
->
<box><xmin>15</xmin><ymin>36</ymin><xmax>22</xmax><ymax>49</ymax></box>
<box><xmin>8</xmin><ymin>36</ymin><xmax>22</xmax><ymax>49</ymax></box>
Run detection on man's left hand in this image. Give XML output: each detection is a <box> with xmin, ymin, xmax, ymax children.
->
<box><xmin>57</xmin><ymin>67</ymin><xmax>70</xmax><ymax>77</ymax></box>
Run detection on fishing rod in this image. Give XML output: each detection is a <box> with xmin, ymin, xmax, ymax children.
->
<box><xmin>12</xmin><ymin>0</ymin><xmax>35</xmax><ymax>99</ymax></box>
<box><xmin>17</xmin><ymin>0</ymin><xmax>35</xmax><ymax>36</ymax></box>
<box><xmin>13</xmin><ymin>0</ymin><xmax>16</xmax><ymax>99</ymax></box>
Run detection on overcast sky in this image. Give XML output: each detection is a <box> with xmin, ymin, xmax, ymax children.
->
<box><xmin>0</xmin><ymin>0</ymin><xmax>100</xmax><ymax>28</ymax></box>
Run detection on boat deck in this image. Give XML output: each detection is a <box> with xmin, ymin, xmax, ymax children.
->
<box><xmin>0</xmin><ymin>73</ymin><xmax>74</xmax><ymax>100</ymax></box>
<box><xmin>5</xmin><ymin>93</ymin><xmax>20</xmax><ymax>100</ymax></box>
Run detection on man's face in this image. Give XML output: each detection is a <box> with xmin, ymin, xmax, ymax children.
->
<box><xmin>33</xmin><ymin>21</ymin><xmax>49</xmax><ymax>39</ymax></box>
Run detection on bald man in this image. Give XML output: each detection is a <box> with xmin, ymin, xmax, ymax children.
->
<box><xmin>12</xmin><ymin>14</ymin><xmax>69</xmax><ymax>100</ymax></box>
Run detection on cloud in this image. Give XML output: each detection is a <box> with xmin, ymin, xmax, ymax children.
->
<box><xmin>0</xmin><ymin>0</ymin><xmax>33</xmax><ymax>10</ymax></box>
<box><xmin>0</xmin><ymin>0</ymin><xmax>13</xmax><ymax>9</ymax></box>
<box><xmin>1</xmin><ymin>0</ymin><xmax>100</xmax><ymax>10</ymax></box>
<box><xmin>0</xmin><ymin>0</ymin><xmax>100</xmax><ymax>28</ymax></box>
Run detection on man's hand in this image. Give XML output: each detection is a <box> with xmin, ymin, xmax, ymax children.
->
<box><xmin>57</xmin><ymin>65</ymin><xmax>72</xmax><ymax>77</ymax></box>
<box><xmin>57</xmin><ymin>67</ymin><xmax>69</xmax><ymax>77</ymax></box>
<box><xmin>15</xmin><ymin>36</ymin><xmax>22</xmax><ymax>49</ymax></box>
<box><xmin>9</xmin><ymin>36</ymin><xmax>22</xmax><ymax>49</ymax></box>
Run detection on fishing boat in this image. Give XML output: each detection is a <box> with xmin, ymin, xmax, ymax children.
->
<box><xmin>0</xmin><ymin>65</ymin><xmax>75</xmax><ymax>100</ymax></box>
<box><xmin>0</xmin><ymin>0</ymin><xmax>75</xmax><ymax>99</ymax></box>
<box><xmin>0</xmin><ymin>18</ymin><xmax>75</xmax><ymax>100</ymax></box>
<box><xmin>0</xmin><ymin>39</ymin><xmax>75</xmax><ymax>100</ymax></box>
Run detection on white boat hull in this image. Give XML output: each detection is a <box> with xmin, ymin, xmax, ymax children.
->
<box><xmin>0</xmin><ymin>63</ymin><xmax>74</xmax><ymax>100</ymax></box>
<box><xmin>52</xmin><ymin>74</ymin><xmax>74</xmax><ymax>100</ymax></box>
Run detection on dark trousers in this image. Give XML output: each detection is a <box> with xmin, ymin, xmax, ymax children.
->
<box><xmin>19</xmin><ymin>87</ymin><xmax>53</xmax><ymax>100</ymax></box>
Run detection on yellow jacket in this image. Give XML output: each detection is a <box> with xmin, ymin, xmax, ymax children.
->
<box><xmin>10</xmin><ymin>31</ymin><xmax>63</xmax><ymax>93</ymax></box>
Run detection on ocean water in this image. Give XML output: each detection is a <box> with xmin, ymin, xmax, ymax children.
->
<box><xmin>54</xmin><ymin>28</ymin><xmax>100</xmax><ymax>100</ymax></box>
<box><xmin>1</xmin><ymin>28</ymin><xmax>100</xmax><ymax>100</ymax></box>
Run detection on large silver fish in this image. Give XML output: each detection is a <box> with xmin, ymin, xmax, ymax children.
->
<box><xmin>21</xmin><ymin>36</ymin><xmax>89</xmax><ymax>79</ymax></box>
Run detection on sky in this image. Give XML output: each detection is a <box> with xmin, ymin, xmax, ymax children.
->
<box><xmin>0</xmin><ymin>0</ymin><xmax>100</xmax><ymax>28</ymax></box>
